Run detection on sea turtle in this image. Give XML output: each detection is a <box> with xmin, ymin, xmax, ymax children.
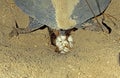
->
<box><xmin>10</xmin><ymin>0</ymin><xmax>111</xmax><ymax>53</ymax></box>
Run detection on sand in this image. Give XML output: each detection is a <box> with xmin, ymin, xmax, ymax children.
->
<box><xmin>0</xmin><ymin>0</ymin><xmax>120</xmax><ymax>78</ymax></box>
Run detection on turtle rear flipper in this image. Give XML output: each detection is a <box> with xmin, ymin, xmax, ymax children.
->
<box><xmin>9</xmin><ymin>17</ymin><xmax>44</xmax><ymax>37</ymax></box>
<box><xmin>82</xmin><ymin>19</ymin><xmax>111</xmax><ymax>33</ymax></box>
<box><xmin>9</xmin><ymin>26</ymin><xmax>31</xmax><ymax>37</ymax></box>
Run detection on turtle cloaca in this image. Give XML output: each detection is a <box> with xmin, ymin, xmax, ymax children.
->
<box><xmin>10</xmin><ymin>0</ymin><xmax>112</xmax><ymax>53</ymax></box>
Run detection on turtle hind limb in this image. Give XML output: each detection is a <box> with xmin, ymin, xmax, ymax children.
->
<box><xmin>9</xmin><ymin>21</ymin><xmax>32</xmax><ymax>37</ymax></box>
